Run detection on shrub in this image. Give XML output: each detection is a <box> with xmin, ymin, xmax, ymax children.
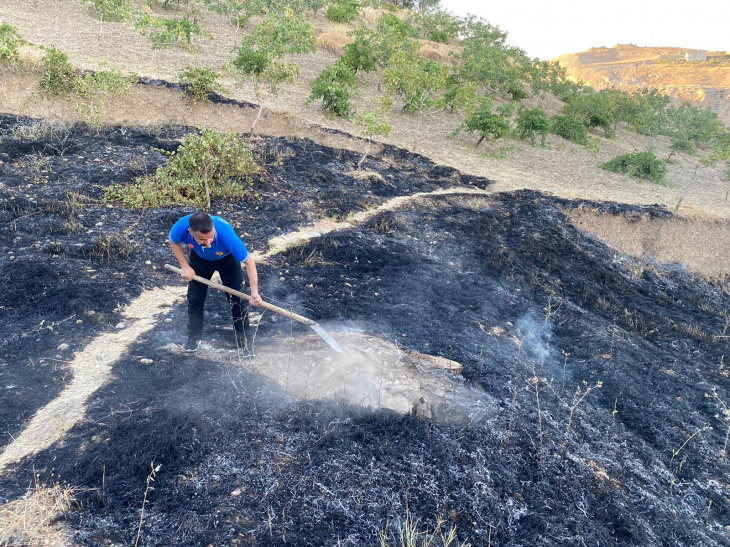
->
<box><xmin>515</xmin><ymin>107</ymin><xmax>549</xmax><ymax>146</ymax></box>
<box><xmin>81</xmin><ymin>0</ymin><xmax>136</xmax><ymax>22</ymax></box>
<box><xmin>550</xmin><ymin>114</ymin><xmax>588</xmax><ymax>145</ymax></box>
<box><xmin>325</xmin><ymin>0</ymin><xmax>360</xmax><ymax>23</ymax></box>
<box><xmin>601</xmin><ymin>151</ymin><xmax>666</xmax><ymax>182</ymax></box>
<box><xmin>308</xmin><ymin>59</ymin><xmax>358</xmax><ymax>117</ymax></box>
<box><xmin>0</xmin><ymin>22</ymin><xmax>26</xmax><ymax>63</ymax></box>
<box><xmin>39</xmin><ymin>47</ymin><xmax>79</xmax><ymax>97</ymax></box>
<box><xmin>178</xmin><ymin>66</ymin><xmax>224</xmax><ymax>102</ymax></box>
<box><xmin>105</xmin><ymin>128</ymin><xmax>260</xmax><ymax>209</ymax></box>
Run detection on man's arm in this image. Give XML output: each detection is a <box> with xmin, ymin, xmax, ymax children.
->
<box><xmin>243</xmin><ymin>256</ymin><xmax>262</xmax><ymax>306</ymax></box>
<box><xmin>169</xmin><ymin>241</ymin><xmax>195</xmax><ymax>281</ymax></box>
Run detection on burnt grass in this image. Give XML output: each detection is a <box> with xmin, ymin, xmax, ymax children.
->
<box><xmin>0</xmin><ymin>113</ymin><xmax>729</xmax><ymax>545</ymax></box>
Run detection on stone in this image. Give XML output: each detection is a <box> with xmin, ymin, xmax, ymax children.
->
<box><xmin>56</xmin><ymin>343</ymin><xmax>70</xmax><ymax>351</ymax></box>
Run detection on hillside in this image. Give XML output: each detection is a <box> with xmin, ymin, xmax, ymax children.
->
<box><xmin>554</xmin><ymin>44</ymin><xmax>730</xmax><ymax>125</ymax></box>
<box><xmin>0</xmin><ymin>2</ymin><xmax>729</xmax><ymax>546</ymax></box>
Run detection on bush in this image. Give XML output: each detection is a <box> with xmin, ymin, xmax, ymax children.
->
<box><xmin>601</xmin><ymin>151</ymin><xmax>666</xmax><ymax>182</ymax></box>
<box><xmin>178</xmin><ymin>67</ymin><xmax>224</xmax><ymax>102</ymax></box>
<box><xmin>515</xmin><ymin>107</ymin><xmax>549</xmax><ymax>146</ymax></box>
<box><xmin>0</xmin><ymin>22</ymin><xmax>26</xmax><ymax>63</ymax></box>
<box><xmin>39</xmin><ymin>47</ymin><xmax>79</xmax><ymax>97</ymax></box>
<box><xmin>308</xmin><ymin>59</ymin><xmax>358</xmax><ymax>117</ymax></box>
<box><xmin>550</xmin><ymin>114</ymin><xmax>588</xmax><ymax>145</ymax></box>
<box><xmin>105</xmin><ymin>128</ymin><xmax>260</xmax><ymax>209</ymax></box>
<box><xmin>325</xmin><ymin>0</ymin><xmax>360</xmax><ymax>23</ymax></box>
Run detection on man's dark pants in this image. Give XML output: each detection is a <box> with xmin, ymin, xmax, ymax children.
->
<box><xmin>187</xmin><ymin>251</ymin><xmax>248</xmax><ymax>339</ymax></box>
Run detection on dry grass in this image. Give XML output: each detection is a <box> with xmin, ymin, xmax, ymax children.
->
<box><xmin>316</xmin><ymin>24</ymin><xmax>353</xmax><ymax>53</ymax></box>
<box><xmin>0</xmin><ymin>477</ymin><xmax>76</xmax><ymax>547</ymax></box>
<box><xmin>417</xmin><ymin>39</ymin><xmax>462</xmax><ymax>67</ymax></box>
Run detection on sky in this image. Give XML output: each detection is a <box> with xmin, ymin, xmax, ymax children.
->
<box><xmin>438</xmin><ymin>0</ymin><xmax>730</xmax><ymax>61</ymax></box>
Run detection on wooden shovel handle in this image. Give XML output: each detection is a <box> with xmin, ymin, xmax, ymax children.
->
<box><xmin>164</xmin><ymin>264</ymin><xmax>314</xmax><ymax>326</ymax></box>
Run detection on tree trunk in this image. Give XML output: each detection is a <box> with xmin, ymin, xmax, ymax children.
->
<box><xmin>357</xmin><ymin>139</ymin><xmax>371</xmax><ymax>171</ymax></box>
<box><xmin>675</xmin><ymin>163</ymin><xmax>701</xmax><ymax>212</ymax></box>
<box><xmin>251</xmin><ymin>103</ymin><xmax>264</xmax><ymax>133</ymax></box>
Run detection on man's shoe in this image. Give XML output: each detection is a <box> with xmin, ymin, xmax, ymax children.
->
<box><xmin>184</xmin><ymin>338</ymin><xmax>201</xmax><ymax>353</ymax></box>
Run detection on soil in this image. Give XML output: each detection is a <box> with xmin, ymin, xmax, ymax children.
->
<box><xmin>1</xmin><ymin>114</ymin><xmax>729</xmax><ymax>545</ymax></box>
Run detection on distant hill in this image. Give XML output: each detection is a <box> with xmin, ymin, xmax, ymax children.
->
<box><xmin>553</xmin><ymin>44</ymin><xmax>730</xmax><ymax>124</ymax></box>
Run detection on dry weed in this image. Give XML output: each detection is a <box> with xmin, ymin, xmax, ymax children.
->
<box><xmin>0</xmin><ymin>476</ymin><xmax>76</xmax><ymax>547</ymax></box>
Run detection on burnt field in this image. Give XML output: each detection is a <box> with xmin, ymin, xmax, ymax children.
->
<box><xmin>0</xmin><ymin>114</ymin><xmax>729</xmax><ymax>546</ymax></box>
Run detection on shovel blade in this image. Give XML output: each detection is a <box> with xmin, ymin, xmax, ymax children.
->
<box><xmin>309</xmin><ymin>323</ymin><xmax>342</xmax><ymax>353</ymax></box>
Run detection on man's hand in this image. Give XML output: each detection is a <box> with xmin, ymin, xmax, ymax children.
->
<box><xmin>180</xmin><ymin>266</ymin><xmax>195</xmax><ymax>281</ymax></box>
<box><xmin>250</xmin><ymin>292</ymin><xmax>263</xmax><ymax>307</ymax></box>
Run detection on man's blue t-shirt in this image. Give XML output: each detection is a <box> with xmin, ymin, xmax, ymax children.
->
<box><xmin>169</xmin><ymin>215</ymin><xmax>249</xmax><ymax>262</ymax></box>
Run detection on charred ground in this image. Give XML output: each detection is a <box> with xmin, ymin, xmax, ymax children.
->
<box><xmin>0</xmin><ymin>115</ymin><xmax>729</xmax><ymax>546</ymax></box>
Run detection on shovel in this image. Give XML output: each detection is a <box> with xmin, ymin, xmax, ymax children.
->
<box><xmin>165</xmin><ymin>264</ymin><xmax>342</xmax><ymax>353</ymax></box>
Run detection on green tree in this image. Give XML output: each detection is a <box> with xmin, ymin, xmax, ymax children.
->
<box><xmin>666</xmin><ymin>102</ymin><xmax>725</xmax><ymax>156</ymax></box>
<box><xmin>416</xmin><ymin>8</ymin><xmax>462</xmax><ymax>44</ymax></box>
<box><xmin>456</xmin><ymin>96</ymin><xmax>511</xmax><ymax>146</ymax></box>
<box><xmin>308</xmin><ymin>59</ymin><xmax>358</xmax><ymax>117</ymax></box>
<box><xmin>563</xmin><ymin>88</ymin><xmax>617</xmax><ymax>138</ymax></box>
<box><xmin>325</xmin><ymin>0</ymin><xmax>360</xmax><ymax>23</ymax></box>
<box><xmin>550</xmin><ymin>114</ymin><xmax>588</xmax><ymax>145</ymax></box>
<box><xmin>621</xmin><ymin>88</ymin><xmax>671</xmax><ymax>149</ymax></box>
<box><xmin>105</xmin><ymin>128</ymin><xmax>259</xmax><ymax>209</ymax></box>
<box><xmin>382</xmin><ymin>49</ymin><xmax>449</xmax><ymax>148</ymax></box>
<box><xmin>341</xmin><ymin>27</ymin><xmax>377</xmax><ymax>74</ymax></box>
<box><xmin>230</xmin><ymin>8</ymin><xmax>316</xmax><ymax>131</ymax></box>
<box><xmin>458</xmin><ymin>15</ymin><xmax>531</xmax><ymax>100</ymax></box>
<box><xmin>354</xmin><ymin>100</ymin><xmax>392</xmax><ymax>169</ymax></box>
<box><xmin>514</xmin><ymin>107</ymin><xmax>549</xmax><ymax>146</ymax></box>
<box><xmin>82</xmin><ymin>0</ymin><xmax>136</xmax><ymax>22</ymax></box>
<box><xmin>135</xmin><ymin>9</ymin><xmax>209</xmax><ymax>51</ymax></box>
<box><xmin>75</xmin><ymin>64</ymin><xmax>136</xmax><ymax>131</ymax></box>
<box><xmin>201</xmin><ymin>0</ymin><xmax>261</xmax><ymax>28</ymax></box>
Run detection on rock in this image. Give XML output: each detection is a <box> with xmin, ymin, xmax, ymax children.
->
<box><xmin>57</xmin><ymin>343</ymin><xmax>69</xmax><ymax>351</ymax></box>
<box><xmin>76</xmin><ymin>319</ymin><xmax>83</xmax><ymax>324</ymax></box>
<box><xmin>115</xmin><ymin>322</ymin><xmax>125</xmax><ymax>329</ymax></box>
<box><xmin>231</xmin><ymin>489</ymin><xmax>241</xmax><ymax>497</ymax></box>
<box><xmin>140</xmin><ymin>358</ymin><xmax>153</xmax><ymax>364</ymax></box>
<box><xmin>145</xmin><ymin>260</ymin><xmax>151</xmax><ymax>265</ymax></box>
<box><xmin>164</xmin><ymin>318</ymin><xmax>172</xmax><ymax>323</ymax></box>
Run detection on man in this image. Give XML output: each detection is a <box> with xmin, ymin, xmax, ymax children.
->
<box><xmin>169</xmin><ymin>212</ymin><xmax>262</xmax><ymax>352</ymax></box>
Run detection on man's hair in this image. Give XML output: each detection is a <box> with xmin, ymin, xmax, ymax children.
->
<box><xmin>189</xmin><ymin>212</ymin><xmax>214</xmax><ymax>234</ymax></box>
